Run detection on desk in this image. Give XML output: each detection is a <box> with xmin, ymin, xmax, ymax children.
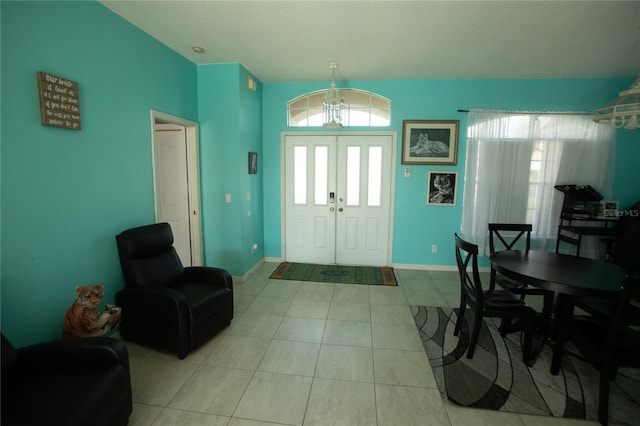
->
<box><xmin>489</xmin><ymin>250</ymin><xmax>625</xmax><ymax>373</ymax></box>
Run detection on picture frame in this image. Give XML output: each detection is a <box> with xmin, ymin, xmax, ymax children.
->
<box><xmin>401</xmin><ymin>120</ymin><xmax>459</xmax><ymax>165</ymax></box>
<box><xmin>427</xmin><ymin>171</ymin><xmax>458</xmax><ymax>206</ymax></box>
<box><xmin>248</xmin><ymin>152</ymin><xmax>258</xmax><ymax>174</ymax></box>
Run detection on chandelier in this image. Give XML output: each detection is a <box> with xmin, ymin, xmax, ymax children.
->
<box><xmin>323</xmin><ymin>62</ymin><xmax>343</xmax><ymax>128</ymax></box>
<box><xmin>593</xmin><ymin>73</ymin><xmax>640</xmax><ymax>130</ymax></box>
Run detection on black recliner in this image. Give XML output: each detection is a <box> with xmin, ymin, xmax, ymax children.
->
<box><xmin>115</xmin><ymin>222</ymin><xmax>233</xmax><ymax>359</ymax></box>
<box><xmin>1</xmin><ymin>333</ymin><xmax>132</xmax><ymax>426</ymax></box>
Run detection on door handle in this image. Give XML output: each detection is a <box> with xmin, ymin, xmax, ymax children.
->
<box><xmin>330</xmin><ymin>207</ymin><xmax>335</xmax><ymax>212</ymax></box>
<box><xmin>338</xmin><ymin>207</ymin><xmax>343</xmax><ymax>212</ymax></box>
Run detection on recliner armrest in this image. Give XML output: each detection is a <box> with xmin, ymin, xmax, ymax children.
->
<box><xmin>184</xmin><ymin>266</ymin><xmax>233</xmax><ymax>290</ymax></box>
<box><xmin>18</xmin><ymin>337</ymin><xmax>129</xmax><ymax>370</ymax></box>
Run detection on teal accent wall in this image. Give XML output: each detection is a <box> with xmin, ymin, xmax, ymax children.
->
<box><xmin>262</xmin><ymin>78</ymin><xmax>640</xmax><ymax>266</ymax></box>
<box><xmin>1</xmin><ymin>1</ymin><xmax>637</xmax><ymax>348</ymax></box>
<box><xmin>1</xmin><ymin>1</ymin><xmax>198</xmax><ymax>347</ymax></box>
<box><xmin>197</xmin><ymin>64</ymin><xmax>264</xmax><ymax>275</ymax></box>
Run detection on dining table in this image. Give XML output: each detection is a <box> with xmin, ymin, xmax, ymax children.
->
<box><xmin>489</xmin><ymin>249</ymin><xmax>626</xmax><ymax>374</ymax></box>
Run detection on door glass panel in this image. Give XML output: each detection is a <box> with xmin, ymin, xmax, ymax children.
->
<box><xmin>368</xmin><ymin>146</ymin><xmax>382</xmax><ymax>206</ymax></box>
<box><xmin>294</xmin><ymin>146</ymin><xmax>307</xmax><ymax>204</ymax></box>
<box><xmin>346</xmin><ymin>146</ymin><xmax>360</xmax><ymax>206</ymax></box>
<box><xmin>315</xmin><ymin>146</ymin><xmax>328</xmax><ymax>205</ymax></box>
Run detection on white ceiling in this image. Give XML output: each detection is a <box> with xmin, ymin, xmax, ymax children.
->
<box><xmin>99</xmin><ymin>0</ymin><xmax>640</xmax><ymax>83</ymax></box>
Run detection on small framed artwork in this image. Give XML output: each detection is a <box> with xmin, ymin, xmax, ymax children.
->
<box><xmin>402</xmin><ymin>120</ymin><xmax>459</xmax><ymax>165</ymax></box>
<box><xmin>427</xmin><ymin>171</ymin><xmax>458</xmax><ymax>206</ymax></box>
<box><xmin>248</xmin><ymin>152</ymin><xmax>258</xmax><ymax>174</ymax></box>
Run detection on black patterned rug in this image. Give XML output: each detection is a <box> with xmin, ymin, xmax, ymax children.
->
<box><xmin>411</xmin><ymin>306</ymin><xmax>640</xmax><ymax>424</ymax></box>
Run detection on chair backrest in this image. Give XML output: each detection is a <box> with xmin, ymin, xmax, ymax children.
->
<box><xmin>488</xmin><ymin>223</ymin><xmax>532</xmax><ymax>254</ymax></box>
<box><xmin>116</xmin><ymin>223</ymin><xmax>184</xmax><ymax>288</ymax></box>
<box><xmin>612</xmin><ymin>202</ymin><xmax>640</xmax><ymax>274</ymax></box>
<box><xmin>454</xmin><ymin>233</ymin><xmax>484</xmax><ymax>307</ymax></box>
<box><xmin>605</xmin><ymin>274</ymin><xmax>640</xmax><ymax>362</ymax></box>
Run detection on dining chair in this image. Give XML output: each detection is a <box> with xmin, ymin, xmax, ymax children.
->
<box><xmin>488</xmin><ymin>223</ymin><xmax>547</xmax><ymax>300</ymax></box>
<box><xmin>454</xmin><ymin>233</ymin><xmax>537</xmax><ymax>364</ymax></box>
<box><xmin>558</xmin><ymin>274</ymin><xmax>640</xmax><ymax>426</ymax></box>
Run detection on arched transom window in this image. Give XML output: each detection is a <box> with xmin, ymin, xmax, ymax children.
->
<box><xmin>288</xmin><ymin>89</ymin><xmax>391</xmax><ymax>127</ymax></box>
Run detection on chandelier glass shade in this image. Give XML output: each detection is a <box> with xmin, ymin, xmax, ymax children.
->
<box><xmin>594</xmin><ymin>74</ymin><xmax>640</xmax><ymax>130</ymax></box>
<box><xmin>323</xmin><ymin>63</ymin><xmax>343</xmax><ymax>128</ymax></box>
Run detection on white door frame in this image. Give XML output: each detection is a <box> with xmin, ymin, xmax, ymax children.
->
<box><xmin>280</xmin><ymin>131</ymin><xmax>396</xmax><ymax>265</ymax></box>
<box><xmin>150</xmin><ymin>110</ymin><xmax>203</xmax><ymax>266</ymax></box>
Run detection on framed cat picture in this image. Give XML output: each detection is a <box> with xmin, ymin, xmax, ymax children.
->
<box><xmin>427</xmin><ymin>171</ymin><xmax>458</xmax><ymax>206</ymax></box>
<box><xmin>401</xmin><ymin>120</ymin><xmax>459</xmax><ymax>165</ymax></box>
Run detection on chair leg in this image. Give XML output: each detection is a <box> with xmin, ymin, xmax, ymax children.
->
<box><xmin>521</xmin><ymin>319</ymin><xmax>533</xmax><ymax>366</ymax></box>
<box><xmin>467</xmin><ymin>312</ymin><xmax>482</xmax><ymax>359</ymax></box>
<box><xmin>598</xmin><ymin>363</ymin><xmax>613</xmax><ymax>425</ymax></box>
<box><xmin>454</xmin><ymin>300</ymin><xmax>466</xmax><ymax>337</ymax></box>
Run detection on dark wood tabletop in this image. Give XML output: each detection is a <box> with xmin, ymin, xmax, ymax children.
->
<box><xmin>490</xmin><ymin>250</ymin><xmax>625</xmax><ymax>298</ymax></box>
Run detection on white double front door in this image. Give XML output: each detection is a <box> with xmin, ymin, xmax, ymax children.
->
<box><xmin>284</xmin><ymin>134</ymin><xmax>394</xmax><ymax>266</ymax></box>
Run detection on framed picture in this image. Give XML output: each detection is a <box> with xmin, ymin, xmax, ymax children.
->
<box><xmin>427</xmin><ymin>171</ymin><xmax>458</xmax><ymax>206</ymax></box>
<box><xmin>248</xmin><ymin>152</ymin><xmax>257</xmax><ymax>174</ymax></box>
<box><xmin>401</xmin><ymin>120</ymin><xmax>459</xmax><ymax>165</ymax></box>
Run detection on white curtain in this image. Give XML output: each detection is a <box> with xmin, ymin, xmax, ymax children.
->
<box><xmin>461</xmin><ymin>111</ymin><xmax>616</xmax><ymax>257</ymax></box>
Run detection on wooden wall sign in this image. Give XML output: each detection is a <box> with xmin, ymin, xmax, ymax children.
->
<box><xmin>37</xmin><ymin>71</ymin><xmax>81</xmax><ymax>130</ymax></box>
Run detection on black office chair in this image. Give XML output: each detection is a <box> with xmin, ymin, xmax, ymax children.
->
<box><xmin>454</xmin><ymin>233</ymin><xmax>537</xmax><ymax>364</ymax></box>
<box><xmin>558</xmin><ymin>274</ymin><xmax>640</xmax><ymax>426</ymax></box>
<box><xmin>488</xmin><ymin>223</ymin><xmax>547</xmax><ymax>300</ymax></box>
<box><xmin>115</xmin><ymin>222</ymin><xmax>234</xmax><ymax>359</ymax></box>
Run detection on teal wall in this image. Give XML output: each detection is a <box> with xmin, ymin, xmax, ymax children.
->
<box><xmin>197</xmin><ymin>64</ymin><xmax>264</xmax><ymax>274</ymax></box>
<box><xmin>1</xmin><ymin>1</ymin><xmax>198</xmax><ymax>347</ymax></box>
<box><xmin>262</xmin><ymin>78</ymin><xmax>640</xmax><ymax>265</ymax></box>
<box><xmin>1</xmin><ymin>1</ymin><xmax>638</xmax><ymax>347</ymax></box>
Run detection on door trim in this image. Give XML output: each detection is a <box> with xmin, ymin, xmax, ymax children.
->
<box><xmin>280</xmin><ymin>131</ymin><xmax>396</xmax><ymax>266</ymax></box>
<box><xmin>150</xmin><ymin>110</ymin><xmax>203</xmax><ymax>266</ymax></box>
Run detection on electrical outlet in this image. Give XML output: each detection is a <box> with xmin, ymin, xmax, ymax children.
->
<box><xmin>251</xmin><ymin>243</ymin><xmax>258</xmax><ymax>254</ymax></box>
<box><xmin>431</xmin><ymin>244</ymin><xmax>437</xmax><ymax>253</ymax></box>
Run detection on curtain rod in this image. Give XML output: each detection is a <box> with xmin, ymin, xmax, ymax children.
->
<box><xmin>457</xmin><ymin>109</ymin><xmax>594</xmax><ymax>116</ymax></box>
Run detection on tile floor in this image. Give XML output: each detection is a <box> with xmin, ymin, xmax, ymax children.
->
<box><xmin>124</xmin><ymin>262</ymin><xmax>602</xmax><ymax>426</ymax></box>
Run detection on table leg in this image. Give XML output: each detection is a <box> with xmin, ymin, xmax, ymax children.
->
<box><xmin>550</xmin><ymin>295</ymin><xmax>575</xmax><ymax>375</ymax></box>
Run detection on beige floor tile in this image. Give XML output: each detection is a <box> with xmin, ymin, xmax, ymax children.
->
<box><xmin>257</xmin><ymin>339</ymin><xmax>320</xmax><ymax>376</ymax></box>
<box><xmin>315</xmin><ymin>344</ymin><xmax>374</xmax><ymax>382</ymax></box>
<box><xmin>286</xmin><ymin>298</ymin><xmax>331</xmax><ymax>319</ymax></box>
<box><xmin>373</xmin><ymin>348</ymin><xmax>436</xmax><ymax>388</ymax></box>
<box><xmin>204</xmin><ymin>334</ymin><xmax>270</xmax><ymax>370</ymax></box>
<box><xmin>233</xmin><ymin>371</ymin><xmax>312</xmax><ymax>425</ymax></box>
<box><xmin>445</xmin><ymin>402</ymin><xmax>526</xmax><ymax>426</ymax></box>
<box><xmin>376</xmin><ymin>384</ymin><xmax>451</xmax><ymax>426</ymax></box>
<box><xmin>328</xmin><ymin>302</ymin><xmax>370</xmax><ymax>322</ymax></box>
<box><xmin>518</xmin><ymin>413</ymin><xmax>600</xmax><ymax>426</ymax></box>
<box><xmin>403</xmin><ymin>289</ymin><xmax>448</xmax><ymax>307</ymax></box>
<box><xmin>129</xmin><ymin>402</ymin><xmax>163</xmax><ymax>426</ymax></box>
<box><xmin>259</xmin><ymin>281</ymin><xmax>300</xmax><ymax>298</ymax></box>
<box><xmin>246</xmin><ymin>296</ymin><xmax>292</xmax><ymax>316</ymax></box>
<box><xmin>295</xmin><ymin>282</ymin><xmax>335</xmax><ymax>301</ymax></box>
<box><xmin>151</xmin><ymin>407</ymin><xmax>229</xmax><ymax>425</ymax></box>
<box><xmin>370</xmin><ymin>304</ymin><xmax>415</xmax><ymax>324</ymax></box>
<box><xmin>227</xmin><ymin>313</ymin><xmax>283</xmax><ymax>339</ymax></box>
<box><xmin>234</xmin><ymin>294</ymin><xmax>256</xmax><ymax>314</ymax></box>
<box><xmin>234</xmin><ymin>280</ymin><xmax>268</xmax><ymax>296</ymax></box>
<box><xmin>322</xmin><ymin>320</ymin><xmax>372</xmax><ymax>347</ymax></box>
<box><xmin>369</xmin><ymin>285</ymin><xmax>409</xmax><ymax>305</ymax></box>
<box><xmin>169</xmin><ymin>365</ymin><xmax>253</xmax><ymax>416</ymax></box>
<box><xmin>332</xmin><ymin>284</ymin><xmax>370</xmax><ymax>303</ymax></box>
<box><xmin>131</xmin><ymin>358</ymin><xmax>198</xmax><ymax>405</ymax></box>
<box><xmin>274</xmin><ymin>316</ymin><xmax>326</xmax><ymax>343</ymax></box>
<box><xmin>372</xmin><ymin>323</ymin><xmax>424</xmax><ymax>350</ymax></box>
<box><xmin>304</xmin><ymin>378</ymin><xmax>376</xmax><ymax>426</ymax></box>
<box><xmin>228</xmin><ymin>418</ymin><xmax>291</xmax><ymax>426</ymax></box>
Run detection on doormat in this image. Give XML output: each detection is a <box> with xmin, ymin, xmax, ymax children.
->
<box><xmin>411</xmin><ymin>305</ymin><xmax>640</xmax><ymax>425</ymax></box>
<box><xmin>270</xmin><ymin>262</ymin><xmax>397</xmax><ymax>286</ymax></box>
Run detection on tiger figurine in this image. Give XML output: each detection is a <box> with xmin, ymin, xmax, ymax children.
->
<box><xmin>62</xmin><ymin>283</ymin><xmax>121</xmax><ymax>339</ymax></box>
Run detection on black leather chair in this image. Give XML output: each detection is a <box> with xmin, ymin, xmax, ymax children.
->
<box><xmin>115</xmin><ymin>222</ymin><xmax>233</xmax><ymax>359</ymax></box>
<box><xmin>1</xmin><ymin>334</ymin><xmax>132</xmax><ymax>426</ymax></box>
<box><xmin>558</xmin><ymin>274</ymin><xmax>640</xmax><ymax>426</ymax></box>
<box><xmin>488</xmin><ymin>223</ymin><xmax>547</xmax><ymax>300</ymax></box>
<box><xmin>454</xmin><ymin>233</ymin><xmax>537</xmax><ymax>364</ymax></box>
